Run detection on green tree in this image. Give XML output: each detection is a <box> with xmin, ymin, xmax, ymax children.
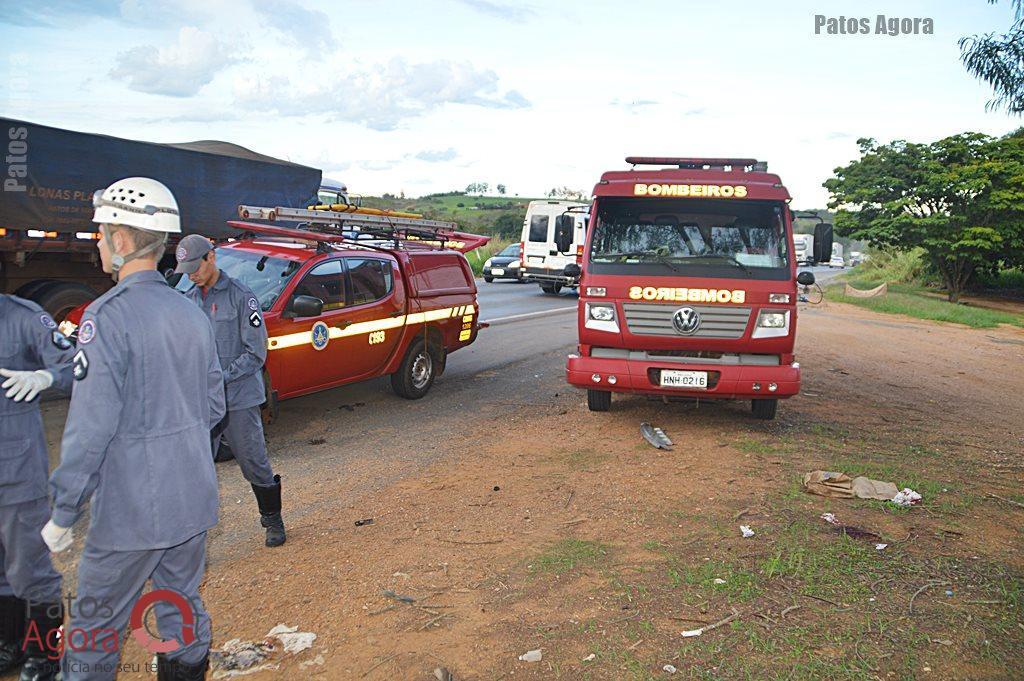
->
<box><xmin>493</xmin><ymin>212</ymin><xmax>522</xmax><ymax>239</ymax></box>
<box><xmin>824</xmin><ymin>131</ymin><xmax>1024</xmax><ymax>302</ymax></box>
<box><xmin>960</xmin><ymin>1</ymin><xmax>1024</xmax><ymax>114</ymax></box>
<box><xmin>496</xmin><ymin>183</ymin><xmax>506</xmax><ymax>195</ymax></box>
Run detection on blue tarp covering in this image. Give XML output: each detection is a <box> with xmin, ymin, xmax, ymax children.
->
<box><xmin>1</xmin><ymin>117</ymin><xmax>322</xmax><ymax>239</ymax></box>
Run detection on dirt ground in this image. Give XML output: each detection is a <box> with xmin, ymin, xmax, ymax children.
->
<box><xmin>32</xmin><ymin>299</ymin><xmax>1024</xmax><ymax>679</ymax></box>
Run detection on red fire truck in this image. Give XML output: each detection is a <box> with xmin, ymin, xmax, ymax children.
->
<box><xmin>565</xmin><ymin>157</ymin><xmax>831</xmax><ymax>419</ymax></box>
<box><xmin>63</xmin><ymin>205</ymin><xmax>489</xmax><ymax>416</ymax></box>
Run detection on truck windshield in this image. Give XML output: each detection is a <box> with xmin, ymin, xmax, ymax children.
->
<box><xmin>174</xmin><ymin>247</ymin><xmax>300</xmax><ymax>310</ymax></box>
<box><xmin>590</xmin><ymin>198</ymin><xmax>790</xmax><ymax>280</ymax></box>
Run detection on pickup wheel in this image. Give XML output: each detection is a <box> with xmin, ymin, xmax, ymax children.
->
<box><xmin>751</xmin><ymin>398</ymin><xmax>778</xmax><ymax>420</ymax></box>
<box><xmin>391</xmin><ymin>338</ymin><xmax>438</xmax><ymax>400</ymax></box>
<box><xmin>587</xmin><ymin>389</ymin><xmax>611</xmax><ymax>412</ymax></box>
<box><xmin>540</xmin><ymin>282</ymin><xmax>563</xmax><ymax>295</ymax></box>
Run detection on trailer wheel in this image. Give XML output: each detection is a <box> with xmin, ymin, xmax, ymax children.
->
<box><xmin>751</xmin><ymin>398</ymin><xmax>778</xmax><ymax>420</ymax></box>
<box><xmin>391</xmin><ymin>338</ymin><xmax>438</xmax><ymax>400</ymax></box>
<box><xmin>587</xmin><ymin>389</ymin><xmax>611</xmax><ymax>412</ymax></box>
<box><xmin>540</xmin><ymin>282</ymin><xmax>563</xmax><ymax>295</ymax></box>
<box><xmin>32</xmin><ymin>282</ymin><xmax>98</xmax><ymax>322</ymax></box>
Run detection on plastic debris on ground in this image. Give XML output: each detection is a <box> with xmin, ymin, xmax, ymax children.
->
<box><xmin>640</xmin><ymin>423</ymin><xmax>674</xmax><ymax>450</ymax></box>
<box><xmin>803</xmin><ymin>470</ymin><xmax>899</xmax><ymax>501</ymax></box>
<box><xmin>891</xmin><ymin>488</ymin><xmax>922</xmax><ymax>507</ymax></box>
<box><xmin>681</xmin><ymin>628</ymin><xmax>703</xmax><ymax>638</ymax></box>
<box><xmin>820</xmin><ymin>512</ymin><xmax>840</xmax><ymax>525</ymax></box>
<box><xmin>713</xmin><ymin>578</ymin><xmax>727</xmax><ymax>585</ymax></box>
<box><xmin>740</xmin><ymin>525</ymin><xmax>755</xmax><ymax>538</ymax></box>
<box><xmin>518</xmin><ymin>649</ymin><xmax>542</xmax><ymax>662</ymax></box>
<box><xmin>875</xmin><ymin>543</ymin><xmax>888</xmax><ymax>551</ymax></box>
<box><xmin>664</xmin><ymin>664</ymin><xmax>678</xmax><ymax>673</ymax></box>
<box><xmin>582</xmin><ymin>653</ymin><xmax>596</xmax><ymax>662</ymax></box>
<box><xmin>210</xmin><ymin>624</ymin><xmax>317</xmax><ymax>678</ymax></box>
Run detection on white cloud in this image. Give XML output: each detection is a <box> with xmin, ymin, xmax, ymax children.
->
<box><xmin>111</xmin><ymin>26</ymin><xmax>238</xmax><ymax>97</ymax></box>
<box><xmin>234</xmin><ymin>57</ymin><xmax>529</xmax><ymax>130</ymax></box>
<box><xmin>251</xmin><ymin>0</ymin><xmax>334</xmax><ymax>58</ymax></box>
<box><xmin>415</xmin><ymin>148</ymin><xmax>458</xmax><ymax>162</ymax></box>
<box><xmin>455</xmin><ymin>0</ymin><xmax>534</xmax><ymax>23</ymax></box>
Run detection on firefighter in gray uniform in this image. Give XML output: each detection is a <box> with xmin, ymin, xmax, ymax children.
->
<box><xmin>175</xmin><ymin>234</ymin><xmax>286</xmax><ymax>548</ymax></box>
<box><xmin>0</xmin><ymin>296</ymin><xmax>73</xmax><ymax>681</ymax></box>
<box><xmin>46</xmin><ymin>178</ymin><xmax>225</xmax><ymax>681</ymax></box>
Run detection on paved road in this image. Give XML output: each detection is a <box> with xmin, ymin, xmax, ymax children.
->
<box><xmin>476</xmin><ymin>278</ymin><xmax>577</xmax><ymax>322</ymax></box>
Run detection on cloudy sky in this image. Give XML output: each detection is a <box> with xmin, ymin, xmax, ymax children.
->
<box><xmin>1</xmin><ymin>1</ymin><xmax>1020</xmax><ymax>206</ymax></box>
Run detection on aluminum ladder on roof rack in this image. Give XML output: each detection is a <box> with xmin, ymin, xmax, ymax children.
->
<box><xmin>237</xmin><ymin>205</ymin><xmax>458</xmax><ymax>233</ymax></box>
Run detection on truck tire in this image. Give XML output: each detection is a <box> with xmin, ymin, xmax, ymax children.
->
<box><xmin>390</xmin><ymin>338</ymin><xmax>438</xmax><ymax>400</ymax></box>
<box><xmin>751</xmin><ymin>398</ymin><xmax>778</xmax><ymax>420</ymax></box>
<box><xmin>587</xmin><ymin>389</ymin><xmax>611</xmax><ymax>412</ymax></box>
<box><xmin>540</xmin><ymin>282</ymin><xmax>563</xmax><ymax>295</ymax></box>
<box><xmin>484</xmin><ymin>276</ymin><xmax>494</xmax><ymax>283</ymax></box>
<box><xmin>32</xmin><ymin>282</ymin><xmax>98</xmax><ymax>322</ymax></box>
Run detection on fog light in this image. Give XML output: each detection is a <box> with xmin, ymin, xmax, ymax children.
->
<box><xmin>608</xmin><ymin>375</ymin><xmax>617</xmax><ymax>385</ymax></box>
<box><xmin>592</xmin><ymin>373</ymin><xmax>602</xmax><ymax>383</ymax></box>
<box><xmin>768</xmin><ymin>383</ymin><xmax>778</xmax><ymax>392</ymax></box>
<box><xmin>752</xmin><ymin>383</ymin><xmax>761</xmax><ymax>391</ymax></box>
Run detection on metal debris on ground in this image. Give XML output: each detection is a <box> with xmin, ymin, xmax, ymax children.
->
<box><xmin>740</xmin><ymin>525</ymin><xmax>755</xmax><ymax>538</ymax></box>
<box><xmin>355</xmin><ymin>517</ymin><xmax>374</xmax><ymax>526</ymax></box>
<box><xmin>518</xmin><ymin>649</ymin><xmax>542</xmax><ymax>662</ymax></box>
<box><xmin>640</xmin><ymin>423</ymin><xmax>674</xmax><ymax>450</ymax></box>
<box><xmin>891</xmin><ymin>488</ymin><xmax>922</xmax><ymax>507</ymax></box>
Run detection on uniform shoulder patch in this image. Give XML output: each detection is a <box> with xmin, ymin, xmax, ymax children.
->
<box><xmin>248</xmin><ymin>297</ymin><xmax>259</xmax><ymax>311</ymax></box>
<box><xmin>249</xmin><ymin>310</ymin><xmax>262</xmax><ymax>328</ymax></box>
<box><xmin>52</xmin><ymin>331</ymin><xmax>72</xmax><ymax>350</ymax></box>
<box><xmin>72</xmin><ymin>349</ymin><xmax>89</xmax><ymax>380</ymax></box>
<box><xmin>78</xmin><ymin>319</ymin><xmax>97</xmax><ymax>344</ymax></box>
<box><xmin>39</xmin><ymin>313</ymin><xmax>57</xmax><ymax>330</ymax></box>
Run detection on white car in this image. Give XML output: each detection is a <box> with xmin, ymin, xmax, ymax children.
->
<box><xmin>829</xmin><ymin>255</ymin><xmax>845</xmax><ymax>268</ymax></box>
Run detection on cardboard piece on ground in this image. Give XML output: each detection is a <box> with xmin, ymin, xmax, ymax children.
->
<box><xmin>803</xmin><ymin>471</ymin><xmax>899</xmax><ymax>501</ymax></box>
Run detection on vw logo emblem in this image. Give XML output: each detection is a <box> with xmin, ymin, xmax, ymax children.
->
<box><xmin>672</xmin><ymin>307</ymin><xmax>701</xmax><ymax>335</ymax></box>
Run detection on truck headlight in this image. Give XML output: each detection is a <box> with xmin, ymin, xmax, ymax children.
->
<box><xmin>753</xmin><ymin>310</ymin><xmax>790</xmax><ymax>338</ymax></box>
<box><xmin>585</xmin><ymin>303</ymin><xmax>619</xmax><ymax>332</ymax></box>
<box><xmin>588</xmin><ymin>304</ymin><xmax>615</xmax><ymax>321</ymax></box>
<box><xmin>508</xmin><ymin>261</ymin><xmax>520</xmax><ymax>269</ymax></box>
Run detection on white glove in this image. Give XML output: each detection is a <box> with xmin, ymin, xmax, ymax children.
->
<box><xmin>0</xmin><ymin>369</ymin><xmax>54</xmax><ymax>402</ymax></box>
<box><xmin>41</xmin><ymin>520</ymin><xmax>74</xmax><ymax>553</ymax></box>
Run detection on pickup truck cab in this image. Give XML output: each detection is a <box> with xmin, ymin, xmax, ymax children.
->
<box><xmin>63</xmin><ymin>227</ymin><xmax>485</xmax><ymax>415</ymax></box>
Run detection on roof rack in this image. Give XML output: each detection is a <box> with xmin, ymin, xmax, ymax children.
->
<box><xmin>231</xmin><ymin>205</ymin><xmax>489</xmax><ymax>254</ymax></box>
<box><xmin>625</xmin><ymin>157</ymin><xmax>767</xmax><ymax>172</ymax></box>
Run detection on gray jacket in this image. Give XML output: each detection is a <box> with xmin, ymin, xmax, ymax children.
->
<box><xmin>0</xmin><ymin>295</ymin><xmax>74</xmax><ymax>506</ymax></box>
<box><xmin>49</xmin><ymin>270</ymin><xmax>225</xmax><ymax>550</ymax></box>
<box><xmin>185</xmin><ymin>271</ymin><xmax>267</xmax><ymax>411</ymax></box>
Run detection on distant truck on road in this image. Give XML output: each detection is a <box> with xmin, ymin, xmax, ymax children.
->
<box><xmin>793</xmin><ymin>234</ymin><xmax>813</xmax><ymax>265</ymax></box>
<box><xmin>565</xmin><ymin>156</ymin><xmax>832</xmax><ymax>420</ymax></box>
<box><xmin>0</xmin><ymin>117</ymin><xmax>321</xmax><ymax>320</ymax></box>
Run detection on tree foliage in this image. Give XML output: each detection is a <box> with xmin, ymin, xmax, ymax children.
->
<box><xmin>960</xmin><ymin>0</ymin><xmax>1024</xmax><ymax>114</ymax></box>
<box><xmin>824</xmin><ymin>131</ymin><xmax>1024</xmax><ymax>301</ymax></box>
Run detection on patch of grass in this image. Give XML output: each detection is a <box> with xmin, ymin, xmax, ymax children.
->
<box><xmin>674</xmin><ymin>559</ymin><xmax>763</xmax><ymax>602</ymax></box>
<box><xmin>761</xmin><ymin>524</ymin><xmax>885</xmax><ymax>600</ymax></box>
<box><xmin>735</xmin><ymin>437</ymin><xmax>776</xmax><ymax>454</ymax></box>
<box><xmin>529</xmin><ymin>539</ymin><xmax>609</xmax><ymax>575</ymax></box>
<box><xmin>827</xmin><ymin>285</ymin><xmax>1024</xmax><ymax>329</ymax></box>
<box><xmin>464</xmin><ymin>238</ymin><xmax>512</xmax><ymax>276</ymax></box>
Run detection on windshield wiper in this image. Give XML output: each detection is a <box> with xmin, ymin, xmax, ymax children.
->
<box><xmin>678</xmin><ymin>254</ymin><xmax>752</xmax><ymax>275</ymax></box>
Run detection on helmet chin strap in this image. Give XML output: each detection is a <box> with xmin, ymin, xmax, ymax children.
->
<box><xmin>110</xmin><ymin>235</ymin><xmax>167</xmax><ymax>282</ymax></box>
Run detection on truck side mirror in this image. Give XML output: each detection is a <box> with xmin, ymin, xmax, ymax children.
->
<box><xmin>796</xmin><ymin>271</ymin><xmax>816</xmax><ymax>286</ymax></box>
<box><xmin>287</xmin><ymin>295</ymin><xmax>324</xmax><ymax>318</ymax></box>
<box><xmin>813</xmin><ymin>223</ymin><xmax>834</xmax><ymax>263</ymax></box>
<box><xmin>554</xmin><ymin>215</ymin><xmax>574</xmax><ymax>253</ymax></box>
<box><xmin>563</xmin><ymin>262</ymin><xmax>582</xmax><ymax>278</ymax></box>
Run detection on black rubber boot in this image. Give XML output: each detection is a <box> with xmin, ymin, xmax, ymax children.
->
<box><xmin>0</xmin><ymin>595</ymin><xmax>27</xmax><ymax>675</ymax></box>
<box><xmin>251</xmin><ymin>475</ymin><xmax>286</xmax><ymax>547</ymax></box>
<box><xmin>157</xmin><ymin>653</ymin><xmax>209</xmax><ymax>681</ymax></box>
<box><xmin>18</xmin><ymin>601</ymin><xmax>62</xmax><ymax>681</ymax></box>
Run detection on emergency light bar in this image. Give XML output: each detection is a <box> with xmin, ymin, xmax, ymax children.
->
<box><xmin>625</xmin><ymin>157</ymin><xmax>766</xmax><ymax>171</ymax></box>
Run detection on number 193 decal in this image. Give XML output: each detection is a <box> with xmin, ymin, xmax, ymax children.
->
<box><xmin>368</xmin><ymin>331</ymin><xmax>387</xmax><ymax>345</ymax></box>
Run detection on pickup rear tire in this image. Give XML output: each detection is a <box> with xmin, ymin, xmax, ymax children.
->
<box><xmin>587</xmin><ymin>389</ymin><xmax>611</xmax><ymax>412</ymax></box>
<box><xmin>751</xmin><ymin>398</ymin><xmax>778</xmax><ymax>420</ymax></box>
<box><xmin>391</xmin><ymin>338</ymin><xmax>438</xmax><ymax>400</ymax></box>
<box><xmin>540</xmin><ymin>282</ymin><xmax>563</xmax><ymax>295</ymax></box>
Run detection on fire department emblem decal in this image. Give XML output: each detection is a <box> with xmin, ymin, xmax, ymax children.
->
<box><xmin>311</xmin><ymin>321</ymin><xmax>330</xmax><ymax>351</ymax></box>
<box><xmin>672</xmin><ymin>307</ymin><xmax>701</xmax><ymax>335</ymax></box>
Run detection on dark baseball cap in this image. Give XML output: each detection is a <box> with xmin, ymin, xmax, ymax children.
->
<box><xmin>174</xmin><ymin>234</ymin><xmax>214</xmax><ymax>274</ymax></box>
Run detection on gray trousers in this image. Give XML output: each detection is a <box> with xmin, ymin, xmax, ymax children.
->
<box><xmin>0</xmin><ymin>496</ymin><xmax>62</xmax><ymax>604</ymax></box>
<box><xmin>212</xmin><ymin>406</ymin><xmax>275</xmax><ymax>487</ymax></box>
<box><xmin>62</xmin><ymin>532</ymin><xmax>211</xmax><ymax>680</ymax></box>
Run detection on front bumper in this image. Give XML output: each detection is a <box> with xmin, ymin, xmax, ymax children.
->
<box><xmin>524</xmin><ymin>266</ymin><xmax>577</xmax><ymax>285</ymax></box>
<box><xmin>566</xmin><ymin>353</ymin><xmax>800</xmax><ymax>399</ymax></box>
<box><xmin>483</xmin><ymin>264</ymin><xmax>522</xmax><ymax>279</ymax></box>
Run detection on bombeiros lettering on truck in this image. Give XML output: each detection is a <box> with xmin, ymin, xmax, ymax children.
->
<box><xmin>565</xmin><ymin>157</ymin><xmax>832</xmax><ymax>420</ymax></box>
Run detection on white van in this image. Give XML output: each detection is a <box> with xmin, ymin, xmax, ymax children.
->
<box><xmin>520</xmin><ymin>200</ymin><xmax>590</xmax><ymax>294</ymax></box>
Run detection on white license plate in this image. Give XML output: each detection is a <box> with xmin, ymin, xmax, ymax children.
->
<box><xmin>528</xmin><ymin>256</ymin><xmax>543</xmax><ymax>264</ymax></box>
<box><xmin>491</xmin><ymin>268</ymin><xmax>504</xmax><ymax>275</ymax></box>
<box><xmin>660</xmin><ymin>370</ymin><xmax>708</xmax><ymax>389</ymax></box>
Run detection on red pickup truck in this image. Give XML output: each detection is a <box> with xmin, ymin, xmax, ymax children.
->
<box><xmin>63</xmin><ymin>216</ymin><xmax>488</xmax><ymax>416</ymax></box>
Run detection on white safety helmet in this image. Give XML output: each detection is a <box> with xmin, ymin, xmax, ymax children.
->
<box><xmin>92</xmin><ymin>177</ymin><xmax>181</xmax><ymax>234</ymax></box>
